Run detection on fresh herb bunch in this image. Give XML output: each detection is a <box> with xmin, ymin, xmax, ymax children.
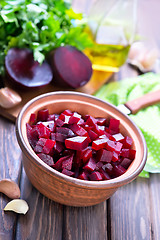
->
<box><xmin>0</xmin><ymin>0</ymin><xmax>92</xmax><ymax>76</ymax></box>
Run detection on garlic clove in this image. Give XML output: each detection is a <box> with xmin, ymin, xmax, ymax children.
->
<box><xmin>0</xmin><ymin>87</ymin><xmax>22</xmax><ymax>109</ymax></box>
<box><xmin>0</xmin><ymin>179</ymin><xmax>20</xmax><ymax>199</ymax></box>
<box><xmin>128</xmin><ymin>42</ymin><xmax>159</xmax><ymax>72</ymax></box>
<box><xmin>4</xmin><ymin>199</ymin><xmax>29</xmax><ymax>214</ymax></box>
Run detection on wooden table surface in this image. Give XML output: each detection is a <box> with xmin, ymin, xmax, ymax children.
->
<box><xmin>1</xmin><ymin>1</ymin><xmax>160</xmax><ymax>239</ymax></box>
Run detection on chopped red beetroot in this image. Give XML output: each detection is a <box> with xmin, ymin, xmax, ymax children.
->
<box><xmin>83</xmin><ymin>157</ymin><xmax>96</xmax><ymax>172</ymax></box>
<box><xmin>92</xmin><ymin>138</ymin><xmax>109</xmax><ymax>151</ymax></box>
<box><xmin>27</xmin><ymin>109</ymin><xmax>136</xmax><ymax>181</ymax></box>
<box><xmin>65</xmin><ymin>136</ymin><xmax>89</xmax><ymax>150</ymax></box>
<box><xmin>37</xmin><ymin>109</ymin><xmax>49</xmax><ymax>122</ymax></box>
<box><xmin>62</xmin><ymin>168</ymin><xmax>74</xmax><ymax>176</ymax></box>
<box><xmin>78</xmin><ymin>171</ymin><xmax>89</xmax><ymax>180</ymax></box>
<box><xmin>69</xmin><ymin>123</ymin><xmax>88</xmax><ymax>136</ymax></box>
<box><xmin>109</xmin><ymin>118</ymin><xmax>120</xmax><ymax>134</ymax></box>
<box><xmin>97</xmin><ymin>149</ymin><xmax>113</xmax><ymax>163</ymax></box>
<box><xmin>37</xmin><ymin>123</ymin><xmax>51</xmax><ymax>139</ymax></box>
<box><xmin>89</xmin><ymin>171</ymin><xmax>103</xmax><ymax>181</ymax></box>
<box><xmin>43</xmin><ymin>139</ymin><xmax>56</xmax><ymax>154</ymax></box>
<box><xmin>37</xmin><ymin>153</ymin><xmax>54</xmax><ymax>166</ymax></box>
<box><xmin>68</xmin><ymin>112</ymin><xmax>81</xmax><ymax>124</ymax></box>
<box><xmin>29</xmin><ymin>113</ymin><xmax>36</xmax><ymax>125</ymax></box>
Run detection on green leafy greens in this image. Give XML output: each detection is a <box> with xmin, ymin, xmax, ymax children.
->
<box><xmin>0</xmin><ymin>0</ymin><xmax>92</xmax><ymax>75</ymax></box>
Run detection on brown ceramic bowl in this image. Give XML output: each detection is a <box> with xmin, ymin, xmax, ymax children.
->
<box><xmin>16</xmin><ymin>91</ymin><xmax>147</xmax><ymax>206</ymax></box>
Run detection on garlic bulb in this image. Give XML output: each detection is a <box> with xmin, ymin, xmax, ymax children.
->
<box><xmin>128</xmin><ymin>42</ymin><xmax>159</xmax><ymax>72</ymax></box>
<box><xmin>0</xmin><ymin>87</ymin><xmax>22</xmax><ymax>109</ymax></box>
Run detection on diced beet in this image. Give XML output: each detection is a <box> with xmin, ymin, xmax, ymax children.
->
<box><xmin>82</xmin><ymin>148</ymin><xmax>92</xmax><ymax>163</ymax></box>
<box><xmin>47</xmin><ymin>114</ymin><xmax>56</xmax><ymax>121</ymax></box>
<box><xmin>55</xmin><ymin>118</ymin><xmax>65</xmax><ymax>127</ymax></box>
<box><xmin>89</xmin><ymin>171</ymin><xmax>103</xmax><ymax>181</ymax></box>
<box><xmin>93</xmin><ymin>123</ymin><xmax>105</xmax><ymax>136</ymax></box>
<box><xmin>69</xmin><ymin>123</ymin><xmax>88</xmax><ymax>136</ymax></box>
<box><xmin>102</xmin><ymin>163</ymin><xmax>113</xmax><ymax>176</ymax></box>
<box><xmin>99</xmin><ymin>168</ymin><xmax>111</xmax><ymax>180</ymax></box>
<box><xmin>55</xmin><ymin>132</ymin><xmax>67</xmax><ymax>142</ymax></box>
<box><xmin>112</xmin><ymin>133</ymin><xmax>124</xmax><ymax>142</ymax></box>
<box><xmin>112</xmin><ymin>151</ymin><xmax>119</xmax><ymax>162</ymax></box>
<box><xmin>122</xmin><ymin>136</ymin><xmax>133</xmax><ymax>148</ymax></box>
<box><xmin>97</xmin><ymin>149</ymin><xmax>113</xmax><ymax>163</ymax></box>
<box><xmin>26</xmin><ymin>123</ymin><xmax>38</xmax><ymax>148</ymax></box>
<box><xmin>34</xmin><ymin>138</ymin><xmax>47</xmax><ymax>153</ymax></box>
<box><xmin>50</xmin><ymin>133</ymin><xmax>56</xmax><ymax>140</ymax></box>
<box><xmin>53</xmin><ymin>141</ymin><xmax>64</xmax><ymax>153</ymax></box>
<box><xmin>53</xmin><ymin>156</ymin><xmax>70</xmax><ymax>170</ymax></box>
<box><xmin>65</xmin><ymin>136</ymin><xmax>89</xmax><ymax>150</ymax></box>
<box><xmin>96</xmin><ymin>118</ymin><xmax>106</xmax><ymax>126</ymax></box>
<box><xmin>29</xmin><ymin>113</ymin><xmax>36</xmax><ymax>125</ymax></box>
<box><xmin>88</xmin><ymin>129</ymin><xmax>98</xmax><ymax>141</ymax></box>
<box><xmin>43</xmin><ymin>139</ymin><xmax>56</xmax><ymax>154</ymax></box>
<box><xmin>37</xmin><ymin>109</ymin><xmax>49</xmax><ymax>122</ymax></box>
<box><xmin>106</xmin><ymin>140</ymin><xmax>116</xmax><ymax>152</ymax></box>
<box><xmin>95</xmin><ymin>161</ymin><xmax>104</xmax><ymax>170</ymax></box>
<box><xmin>49</xmin><ymin>45</ymin><xmax>92</xmax><ymax>88</ymax></box>
<box><xmin>62</xmin><ymin>154</ymin><xmax>73</xmax><ymax>170</ymax></box>
<box><xmin>129</xmin><ymin>149</ymin><xmax>136</xmax><ymax>160</ymax></box>
<box><xmin>62</xmin><ymin>109</ymin><xmax>72</xmax><ymax>116</ymax></box>
<box><xmin>68</xmin><ymin>112</ymin><xmax>82</xmax><ymax>124</ymax></box>
<box><xmin>113</xmin><ymin>165</ymin><xmax>126</xmax><ymax>177</ymax></box>
<box><xmin>92</xmin><ymin>138</ymin><xmax>109</xmax><ymax>150</ymax></box>
<box><xmin>37</xmin><ymin>153</ymin><xmax>54</xmax><ymax>166</ymax></box>
<box><xmin>62</xmin><ymin>168</ymin><xmax>74</xmax><ymax>176</ymax></box>
<box><xmin>37</xmin><ymin>123</ymin><xmax>51</xmax><ymax>139</ymax></box>
<box><xmin>78</xmin><ymin>171</ymin><xmax>89</xmax><ymax>180</ymax></box>
<box><xmin>59</xmin><ymin>113</ymin><xmax>71</xmax><ymax>124</ymax></box>
<box><xmin>120</xmin><ymin>158</ymin><xmax>132</xmax><ymax>169</ymax></box>
<box><xmin>115</xmin><ymin>142</ymin><xmax>123</xmax><ymax>153</ymax></box>
<box><xmin>86</xmin><ymin>115</ymin><xmax>97</xmax><ymax>126</ymax></box>
<box><xmin>5</xmin><ymin>48</ymin><xmax>53</xmax><ymax>89</ymax></box>
<box><xmin>47</xmin><ymin>122</ymin><xmax>56</xmax><ymax>132</ymax></box>
<box><xmin>109</xmin><ymin>118</ymin><xmax>120</xmax><ymax>134</ymax></box>
<box><xmin>83</xmin><ymin>157</ymin><xmax>96</xmax><ymax>172</ymax></box>
<box><xmin>56</xmin><ymin>127</ymin><xmax>75</xmax><ymax>138</ymax></box>
<box><xmin>120</xmin><ymin>149</ymin><xmax>130</xmax><ymax>158</ymax></box>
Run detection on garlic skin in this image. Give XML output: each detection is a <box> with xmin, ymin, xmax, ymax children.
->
<box><xmin>4</xmin><ymin>199</ymin><xmax>29</xmax><ymax>214</ymax></box>
<box><xmin>128</xmin><ymin>42</ymin><xmax>159</xmax><ymax>72</ymax></box>
<box><xmin>0</xmin><ymin>87</ymin><xmax>22</xmax><ymax>109</ymax></box>
<box><xmin>0</xmin><ymin>179</ymin><xmax>20</xmax><ymax>199</ymax></box>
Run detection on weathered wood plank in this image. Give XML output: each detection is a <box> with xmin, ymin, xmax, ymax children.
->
<box><xmin>0</xmin><ymin>118</ymin><xmax>22</xmax><ymax>240</ymax></box>
<box><xmin>15</xmin><ymin>169</ymin><xmax>63</xmax><ymax>240</ymax></box>
<box><xmin>62</xmin><ymin>201</ymin><xmax>107</xmax><ymax>240</ymax></box>
<box><xmin>109</xmin><ymin>177</ymin><xmax>152</xmax><ymax>240</ymax></box>
<box><xmin>149</xmin><ymin>174</ymin><xmax>160</xmax><ymax>240</ymax></box>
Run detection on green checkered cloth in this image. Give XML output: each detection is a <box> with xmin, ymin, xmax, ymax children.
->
<box><xmin>94</xmin><ymin>72</ymin><xmax>160</xmax><ymax>177</ymax></box>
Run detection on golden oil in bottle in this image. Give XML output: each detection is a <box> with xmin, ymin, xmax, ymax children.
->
<box><xmin>84</xmin><ymin>25</ymin><xmax>131</xmax><ymax>72</ymax></box>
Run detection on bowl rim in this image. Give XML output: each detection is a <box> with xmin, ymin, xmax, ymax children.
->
<box><xmin>16</xmin><ymin>91</ymin><xmax>147</xmax><ymax>189</ymax></box>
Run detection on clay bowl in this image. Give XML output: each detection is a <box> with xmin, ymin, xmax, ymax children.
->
<box><xmin>16</xmin><ymin>91</ymin><xmax>147</xmax><ymax>207</ymax></box>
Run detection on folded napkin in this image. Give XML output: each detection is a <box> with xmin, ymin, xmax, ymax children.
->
<box><xmin>94</xmin><ymin>72</ymin><xmax>160</xmax><ymax>177</ymax></box>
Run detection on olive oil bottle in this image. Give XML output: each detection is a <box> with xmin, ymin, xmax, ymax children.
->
<box><xmin>84</xmin><ymin>0</ymin><xmax>137</xmax><ymax>72</ymax></box>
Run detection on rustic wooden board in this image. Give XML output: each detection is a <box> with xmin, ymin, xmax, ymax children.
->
<box><xmin>16</xmin><ymin>170</ymin><xmax>63</xmax><ymax>240</ymax></box>
<box><xmin>0</xmin><ymin>119</ymin><xmax>22</xmax><ymax>239</ymax></box>
<box><xmin>109</xmin><ymin>177</ymin><xmax>152</xmax><ymax>240</ymax></box>
<box><xmin>63</xmin><ymin>201</ymin><xmax>107</xmax><ymax>240</ymax></box>
<box><xmin>0</xmin><ymin>70</ymin><xmax>113</xmax><ymax>123</ymax></box>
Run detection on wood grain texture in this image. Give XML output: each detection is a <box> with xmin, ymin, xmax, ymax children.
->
<box><xmin>109</xmin><ymin>177</ymin><xmax>152</xmax><ymax>240</ymax></box>
<box><xmin>63</xmin><ymin>201</ymin><xmax>107</xmax><ymax>240</ymax></box>
<box><xmin>16</xmin><ymin>169</ymin><xmax>63</xmax><ymax>240</ymax></box>
<box><xmin>0</xmin><ymin>118</ymin><xmax>22</xmax><ymax>240</ymax></box>
<box><xmin>149</xmin><ymin>174</ymin><xmax>160</xmax><ymax>240</ymax></box>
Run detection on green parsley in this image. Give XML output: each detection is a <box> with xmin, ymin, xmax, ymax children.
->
<box><xmin>0</xmin><ymin>0</ymin><xmax>92</xmax><ymax>76</ymax></box>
